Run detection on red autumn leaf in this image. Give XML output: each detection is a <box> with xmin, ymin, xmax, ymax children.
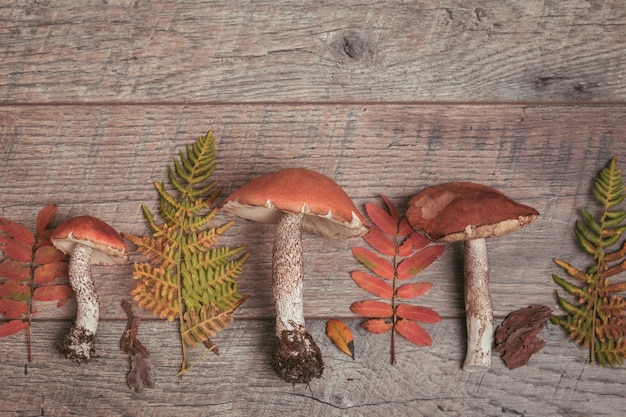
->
<box><xmin>351</xmin><ymin>271</ymin><xmax>393</xmax><ymax>299</ymax></box>
<box><xmin>363</xmin><ymin>227</ymin><xmax>396</xmax><ymax>256</ymax></box>
<box><xmin>34</xmin><ymin>245</ymin><xmax>66</xmax><ymax>264</ymax></box>
<box><xmin>352</xmin><ymin>247</ymin><xmax>394</xmax><ymax>279</ymax></box>
<box><xmin>397</xmin><ymin>217</ymin><xmax>413</xmax><ymax>237</ymax></box>
<box><xmin>400</xmin><ymin>232</ymin><xmax>430</xmax><ymax>253</ymax></box>
<box><xmin>397</xmin><ymin>245</ymin><xmax>444</xmax><ymax>279</ymax></box>
<box><xmin>361</xmin><ymin>318</ymin><xmax>393</xmax><ymax>334</ymax></box>
<box><xmin>396</xmin><ymin>282</ymin><xmax>433</xmax><ymax>299</ymax></box>
<box><xmin>36</xmin><ymin>204</ymin><xmax>57</xmax><ymax>236</ymax></box>
<box><xmin>0</xmin><ymin>299</ymin><xmax>30</xmax><ymax>319</ymax></box>
<box><xmin>0</xmin><ymin>218</ymin><xmax>35</xmax><ymax>247</ymax></box>
<box><xmin>326</xmin><ymin>319</ymin><xmax>355</xmax><ymax>359</ymax></box>
<box><xmin>0</xmin><ymin>320</ymin><xmax>29</xmax><ymax>337</ymax></box>
<box><xmin>36</xmin><ymin>229</ymin><xmax>54</xmax><ymax>247</ymax></box>
<box><xmin>34</xmin><ymin>261</ymin><xmax>68</xmax><ymax>284</ymax></box>
<box><xmin>379</xmin><ymin>195</ymin><xmax>399</xmax><ymax>223</ymax></box>
<box><xmin>0</xmin><ymin>234</ymin><xmax>32</xmax><ymax>263</ymax></box>
<box><xmin>351</xmin><ymin>300</ymin><xmax>393</xmax><ymax>318</ymax></box>
<box><xmin>0</xmin><ymin>281</ymin><xmax>30</xmax><ymax>299</ymax></box>
<box><xmin>34</xmin><ymin>285</ymin><xmax>74</xmax><ymax>307</ymax></box>
<box><xmin>396</xmin><ymin>318</ymin><xmax>433</xmax><ymax>346</ymax></box>
<box><xmin>0</xmin><ymin>259</ymin><xmax>31</xmax><ymax>281</ymax></box>
<box><xmin>396</xmin><ymin>304</ymin><xmax>441</xmax><ymax>323</ymax></box>
<box><xmin>365</xmin><ymin>202</ymin><xmax>398</xmax><ymax>235</ymax></box>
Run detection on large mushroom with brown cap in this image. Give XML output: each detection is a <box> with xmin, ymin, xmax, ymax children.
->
<box><xmin>406</xmin><ymin>182</ymin><xmax>538</xmax><ymax>371</ymax></box>
<box><xmin>222</xmin><ymin>168</ymin><xmax>368</xmax><ymax>383</ymax></box>
<box><xmin>51</xmin><ymin>215</ymin><xmax>128</xmax><ymax>363</ymax></box>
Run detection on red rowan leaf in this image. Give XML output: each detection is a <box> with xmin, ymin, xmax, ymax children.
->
<box><xmin>396</xmin><ymin>282</ymin><xmax>433</xmax><ymax>299</ymax></box>
<box><xmin>34</xmin><ymin>285</ymin><xmax>74</xmax><ymax>307</ymax></box>
<box><xmin>0</xmin><ymin>281</ymin><xmax>30</xmax><ymax>300</ymax></box>
<box><xmin>397</xmin><ymin>217</ymin><xmax>413</xmax><ymax>237</ymax></box>
<box><xmin>401</xmin><ymin>232</ymin><xmax>430</xmax><ymax>252</ymax></box>
<box><xmin>363</xmin><ymin>227</ymin><xmax>396</xmax><ymax>256</ymax></box>
<box><xmin>326</xmin><ymin>319</ymin><xmax>355</xmax><ymax>359</ymax></box>
<box><xmin>351</xmin><ymin>300</ymin><xmax>393</xmax><ymax>318</ymax></box>
<box><xmin>396</xmin><ymin>319</ymin><xmax>433</xmax><ymax>346</ymax></box>
<box><xmin>351</xmin><ymin>271</ymin><xmax>393</xmax><ymax>299</ymax></box>
<box><xmin>366</xmin><ymin>203</ymin><xmax>398</xmax><ymax>235</ymax></box>
<box><xmin>379</xmin><ymin>195</ymin><xmax>399</xmax><ymax>223</ymax></box>
<box><xmin>34</xmin><ymin>245</ymin><xmax>66</xmax><ymax>264</ymax></box>
<box><xmin>0</xmin><ymin>320</ymin><xmax>29</xmax><ymax>337</ymax></box>
<box><xmin>397</xmin><ymin>245</ymin><xmax>444</xmax><ymax>279</ymax></box>
<box><xmin>352</xmin><ymin>247</ymin><xmax>394</xmax><ymax>279</ymax></box>
<box><xmin>0</xmin><ymin>234</ymin><xmax>32</xmax><ymax>262</ymax></box>
<box><xmin>34</xmin><ymin>261</ymin><xmax>69</xmax><ymax>284</ymax></box>
<box><xmin>0</xmin><ymin>259</ymin><xmax>31</xmax><ymax>281</ymax></box>
<box><xmin>361</xmin><ymin>318</ymin><xmax>393</xmax><ymax>334</ymax></box>
<box><xmin>0</xmin><ymin>299</ymin><xmax>30</xmax><ymax>319</ymax></box>
<box><xmin>36</xmin><ymin>229</ymin><xmax>54</xmax><ymax>247</ymax></box>
<box><xmin>36</xmin><ymin>204</ymin><xmax>58</xmax><ymax>235</ymax></box>
<box><xmin>0</xmin><ymin>218</ymin><xmax>35</xmax><ymax>247</ymax></box>
<box><xmin>396</xmin><ymin>304</ymin><xmax>441</xmax><ymax>324</ymax></box>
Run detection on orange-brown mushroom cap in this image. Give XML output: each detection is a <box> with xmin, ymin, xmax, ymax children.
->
<box><xmin>222</xmin><ymin>168</ymin><xmax>368</xmax><ymax>239</ymax></box>
<box><xmin>51</xmin><ymin>216</ymin><xmax>129</xmax><ymax>265</ymax></box>
<box><xmin>406</xmin><ymin>182</ymin><xmax>539</xmax><ymax>242</ymax></box>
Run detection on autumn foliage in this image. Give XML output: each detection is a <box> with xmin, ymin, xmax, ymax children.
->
<box><xmin>0</xmin><ymin>205</ymin><xmax>71</xmax><ymax>360</ymax></box>
<box><xmin>350</xmin><ymin>195</ymin><xmax>443</xmax><ymax>364</ymax></box>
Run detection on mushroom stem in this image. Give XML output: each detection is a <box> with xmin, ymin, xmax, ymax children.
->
<box><xmin>62</xmin><ymin>243</ymin><xmax>99</xmax><ymax>363</ymax></box>
<box><xmin>271</xmin><ymin>212</ymin><xmax>323</xmax><ymax>383</ymax></box>
<box><xmin>463</xmin><ymin>238</ymin><xmax>493</xmax><ymax>371</ymax></box>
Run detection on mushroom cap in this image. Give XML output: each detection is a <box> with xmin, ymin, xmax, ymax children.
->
<box><xmin>51</xmin><ymin>216</ymin><xmax>129</xmax><ymax>265</ymax></box>
<box><xmin>222</xmin><ymin>168</ymin><xmax>368</xmax><ymax>239</ymax></box>
<box><xmin>406</xmin><ymin>182</ymin><xmax>539</xmax><ymax>242</ymax></box>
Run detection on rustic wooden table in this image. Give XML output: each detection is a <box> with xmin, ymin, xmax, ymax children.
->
<box><xmin>2</xmin><ymin>1</ymin><xmax>626</xmax><ymax>416</ymax></box>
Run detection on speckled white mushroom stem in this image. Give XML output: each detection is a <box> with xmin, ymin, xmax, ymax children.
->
<box><xmin>272</xmin><ymin>212</ymin><xmax>305</xmax><ymax>334</ymax></box>
<box><xmin>463</xmin><ymin>238</ymin><xmax>493</xmax><ymax>371</ymax></box>
<box><xmin>65</xmin><ymin>243</ymin><xmax>99</xmax><ymax>360</ymax></box>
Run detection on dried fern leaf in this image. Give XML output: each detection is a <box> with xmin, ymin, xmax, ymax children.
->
<box><xmin>552</xmin><ymin>156</ymin><xmax>626</xmax><ymax>366</ymax></box>
<box><xmin>124</xmin><ymin>132</ymin><xmax>248</xmax><ymax>375</ymax></box>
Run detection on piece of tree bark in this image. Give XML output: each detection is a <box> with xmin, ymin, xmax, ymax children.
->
<box><xmin>494</xmin><ymin>305</ymin><xmax>552</xmax><ymax>370</ymax></box>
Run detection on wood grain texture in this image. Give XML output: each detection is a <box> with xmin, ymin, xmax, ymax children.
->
<box><xmin>0</xmin><ymin>319</ymin><xmax>624</xmax><ymax>417</ymax></box>
<box><xmin>1</xmin><ymin>0</ymin><xmax>625</xmax><ymax>103</ymax></box>
<box><xmin>2</xmin><ymin>1</ymin><xmax>626</xmax><ymax>415</ymax></box>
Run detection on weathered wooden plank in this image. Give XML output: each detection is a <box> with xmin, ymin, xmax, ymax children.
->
<box><xmin>0</xmin><ymin>318</ymin><xmax>623</xmax><ymax>417</ymax></box>
<box><xmin>1</xmin><ymin>0</ymin><xmax>625</xmax><ymax>103</ymax></box>
<box><xmin>1</xmin><ymin>104</ymin><xmax>625</xmax><ymax>322</ymax></box>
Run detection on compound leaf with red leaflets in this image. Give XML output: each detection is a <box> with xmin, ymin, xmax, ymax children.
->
<box><xmin>349</xmin><ymin>195</ymin><xmax>443</xmax><ymax>364</ymax></box>
<box><xmin>0</xmin><ymin>205</ymin><xmax>70</xmax><ymax>361</ymax></box>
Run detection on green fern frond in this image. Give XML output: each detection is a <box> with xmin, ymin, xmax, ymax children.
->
<box><xmin>551</xmin><ymin>156</ymin><xmax>626</xmax><ymax>366</ymax></box>
<box><xmin>125</xmin><ymin>131</ymin><xmax>248</xmax><ymax>376</ymax></box>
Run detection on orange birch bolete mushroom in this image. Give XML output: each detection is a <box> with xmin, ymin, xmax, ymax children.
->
<box><xmin>222</xmin><ymin>168</ymin><xmax>368</xmax><ymax>383</ymax></box>
<box><xmin>51</xmin><ymin>216</ymin><xmax>128</xmax><ymax>363</ymax></box>
<box><xmin>406</xmin><ymin>182</ymin><xmax>538</xmax><ymax>371</ymax></box>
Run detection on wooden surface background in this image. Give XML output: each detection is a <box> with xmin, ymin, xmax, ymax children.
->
<box><xmin>1</xmin><ymin>1</ymin><xmax>625</xmax><ymax>416</ymax></box>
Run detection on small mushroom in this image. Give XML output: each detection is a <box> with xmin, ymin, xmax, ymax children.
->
<box><xmin>406</xmin><ymin>182</ymin><xmax>538</xmax><ymax>371</ymax></box>
<box><xmin>51</xmin><ymin>216</ymin><xmax>128</xmax><ymax>363</ymax></box>
<box><xmin>222</xmin><ymin>168</ymin><xmax>368</xmax><ymax>383</ymax></box>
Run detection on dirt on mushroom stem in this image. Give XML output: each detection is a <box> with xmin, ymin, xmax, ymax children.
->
<box><xmin>61</xmin><ymin>244</ymin><xmax>98</xmax><ymax>363</ymax></box>
<box><xmin>270</xmin><ymin>212</ymin><xmax>323</xmax><ymax>383</ymax></box>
